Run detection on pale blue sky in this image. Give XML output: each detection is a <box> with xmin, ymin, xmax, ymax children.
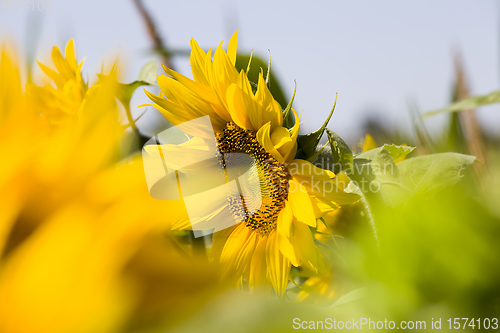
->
<box><xmin>1</xmin><ymin>0</ymin><xmax>499</xmax><ymax>143</ymax></box>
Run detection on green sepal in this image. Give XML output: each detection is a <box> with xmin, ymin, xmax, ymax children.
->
<box><xmin>297</xmin><ymin>94</ymin><xmax>338</xmax><ymax>159</ymax></box>
<box><xmin>283</xmin><ymin>81</ymin><xmax>297</xmax><ymax>129</ymax></box>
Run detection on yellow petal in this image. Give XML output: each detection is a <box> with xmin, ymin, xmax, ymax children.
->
<box><xmin>235</xmin><ymin>231</ymin><xmax>258</xmax><ymax>277</ymax></box>
<box><xmin>0</xmin><ymin>186</ymin><xmax>23</xmax><ymax>257</ymax></box>
<box><xmin>290</xmin><ymin>221</ymin><xmax>325</xmax><ymax>274</ymax></box>
<box><xmin>51</xmin><ymin>46</ymin><xmax>73</xmax><ymax>81</ymax></box>
<box><xmin>280</xmin><ymin>108</ymin><xmax>300</xmax><ymax>163</ymax></box>
<box><xmin>64</xmin><ymin>39</ymin><xmax>77</xmax><ymax>70</ymax></box>
<box><xmin>276</xmin><ymin>200</ymin><xmax>293</xmax><ymax>238</ymax></box>
<box><xmin>289</xmin><ymin>159</ymin><xmax>334</xmax><ymax>181</ymax></box>
<box><xmin>144</xmin><ymin>137</ymin><xmax>219</xmax><ymax>173</ymax></box>
<box><xmin>210</xmin><ymin>42</ymin><xmax>239</xmax><ymax>109</ymax></box>
<box><xmin>276</xmin><ymin>201</ymin><xmax>299</xmax><ymax>266</ymax></box>
<box><xmin>362</xmin><ymin>134</ymin><xmax>377</xmax><ymax>152</ymax></box>
<box><xmin>310</xmin><ymin>196</ymin><xmax>337</xmax><ymax>218</ymax></box>
<box><xmin>0</xmin><ymin>51</ymin><xmax>23</xmax><ymax>110</ymax></box>
<box><xmin>317</xmin><ymin>179</ymin><xmax>361</xmax><ymax>206</ymax></box>
<box><xmin>227</xmin><ymin>31</ymin><xmax>239</xmax><ymax>66</ymax></box>
<box><xmin>290</xmin><ymin>160</ymin><xmax>360</xmax><ymax>206</ymax></box>
<box><xmin>210</xmin><ymin>224</ymin><xmax>238</xmax><ymax>262</ymax></box>
<box><xmin>256</xmin><ymin>121</ymin><xmax>284</xmax><ymax>163</ymax></box>
<box><xmin>144</xmin><ymin>89</ymin><xmax>226</xmax><ymax>133</ymax></box>
<box><xmin>288</xmin><ymin>178</ymin><xmax>316</xmax><ymax>228</ymax></box>
<box><xmin>156</xmin><ymin>74</ymin><xmax>227</xmax><ymax>128</ymax></box>
<box><xmin>225</xmin><ymin>71</ymin><xmax>257</xmax><ymax>130</ymax></box>
<box><xmin>219</xmin><ymin>223</ymin><xmax>255</xmax><ymax>279</ymax></box>
<box><xmin>271</xmin><ymin>126</ymin><xmax>292</xmax><ymax>150</ymax></box>
<box><xmin>37</xmin><ymin>61</ymin><xmax>64</xmax><ymax>89</ymax></box>
<box><xmin>333</xmin><ymin>171</ymin><xmax>351</xmax><ymax>191</ymax></box>
<box><xmin>162</xmin><ymin>65</ymin><xmax>231</xmax><ymax>122</ymax></box>
<box><xmin>265</xmin><ymin>231</ymin><xmax>291</xmax><ymax>298</ymax></box>
<box><xmin>144</xmin><ymin>90</ymin><xmax>192</xmax><ymax>123</ymax></box>
<box><xmin>189</xmin><ymin>38</ymin><xmax>210</xmax><ymax>85</ymax></box>
<box><xmin>253</xmin><ymin>73</ymin><xmax>283</xmax><ymax>130</ymax></box>
<box><xmin>248</xmin><ymin>235</ymin><xmax>271</xmax><ymax>294</ymax></box>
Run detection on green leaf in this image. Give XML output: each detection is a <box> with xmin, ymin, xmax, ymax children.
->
<box><xmin>351</xmin><ymin>147</ymin><xmax>400</xmax><ymax>199</ymax></box>
<box><xmin>115</xmin><ymin>60</ymin><xmax>159</xmax><ymax>136</ymax></box>
<box><xmin>330</xmin><ymin>288</ymin><xmax>368</xmax><ymax>308</ymax></box>
<box><xmin>349</xmin><ymin>152</ymin><xmax>475</xmax><ymax>251</ymax></box>
<box><xmin>297</xmin><ymin>94</ymin><xmax>338</xmax><ymax>159</ymax></box>
<box><xmin>395</xmin><ymin>153</ymin><xmax>476</xmax><ymax>194</ymax></box>
<box><xmin>117</xmin><ymin>60</ymin><xmax>159</xmax><ymax>104</ymax></box>
<box><xmin>356</xmin><ymin>144</ymin><xmax>415</xmax><ymax>162</ymax></box>
<box><xmin>369</xmin><ymin>148</ymin><xmax>400</xmax><ymax>183</ymax></box>
<box><xmin>306</xmin><ymin>142</ymin><xmax>328</xmax><ymax>163</ymax></box>
<box><xmin>351</xmin><ymin>150</ymin><xmax>475</xmax><ymax>208</ymax></box>
<box><xmin>366</xmin><ymin>149</ymin><xmax>404</xmax><ymax>207</ymax></box>
<box><xmin>326</xmin><ymin>128</ymin><xmax>353</xmax><ymax>174</ymax></box>
<box><xmin>137</xmin><ymin>59</ymin><xmax>158</xmax><ymax>85</ymax></box>
<box><xmin>421</xmin><ymin>90</ymin><xmax>500</xmax><ymax>118</ymax></box>
<box><xmin>117</xmin><ymin>80</ymin><xmax>151</xmax><ymax>106</ymax></box>
<box><xmin>349</xmin><ymin>158</ymin><xmax>375</xmax><ymax>185</ymax></box>
<box><xmin>346</xmin><ymin>145</ymin><xmax>407</xmax><ymax>200</ymax></box>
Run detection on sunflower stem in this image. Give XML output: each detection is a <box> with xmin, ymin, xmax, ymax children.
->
<box><xmin>124</xmin><ymin>102</ymin><xmax>140</xmax><ymax>137</ymax></box>
<box><xmin>358</xmin><ymin>191</ymin><xmax>380</xmax><ymax>250</ymax></box>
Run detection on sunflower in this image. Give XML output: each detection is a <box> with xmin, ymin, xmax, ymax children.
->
<box><xmin>26</xmin><ymin>39</ymin><xmax>115</xmax><ymax>124</ymax></box>
<box><xmin>26</xmin><ymin>40</ymin><xmax>82</xmax><ymax>116</ymax></box>
<box><xmin>144</xmin><ymin>31</ymin><xmax>359</xmax><ymax>297</ymax></box>
<box><xmin>0</xmin><ymin>42</ymin><xmax>228</xmax><ymax>333</ymax></box>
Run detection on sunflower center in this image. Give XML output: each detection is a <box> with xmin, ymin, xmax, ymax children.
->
<box><xmin>216</xmin><ymin>122</ymin><xmax>289</xmax><ymax>236</ymax></box>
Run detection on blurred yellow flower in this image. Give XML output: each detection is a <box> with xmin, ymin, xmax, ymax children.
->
<box><xmin>361</xmin><ymin>134</ymin><xmax>377</xmax><ymax>152</ymax></box>
<box><xmin>26</xmin><ymin>39</ymin><xmax>87</xmax><ymax>123</ymax></box>
<box><xmin>145</xmin><ymin>32</ymin><xmax>359</xmax><ymax>297</ymax></box>
<box><xmin>296</xmin><ymin>271</ymin><xmax>339</xmax><ymax>305</ymax></box>
<box><xmin>0</xmin><ymin>43</ymin><xmax>225</xmax><ymax>333</ymax></box>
